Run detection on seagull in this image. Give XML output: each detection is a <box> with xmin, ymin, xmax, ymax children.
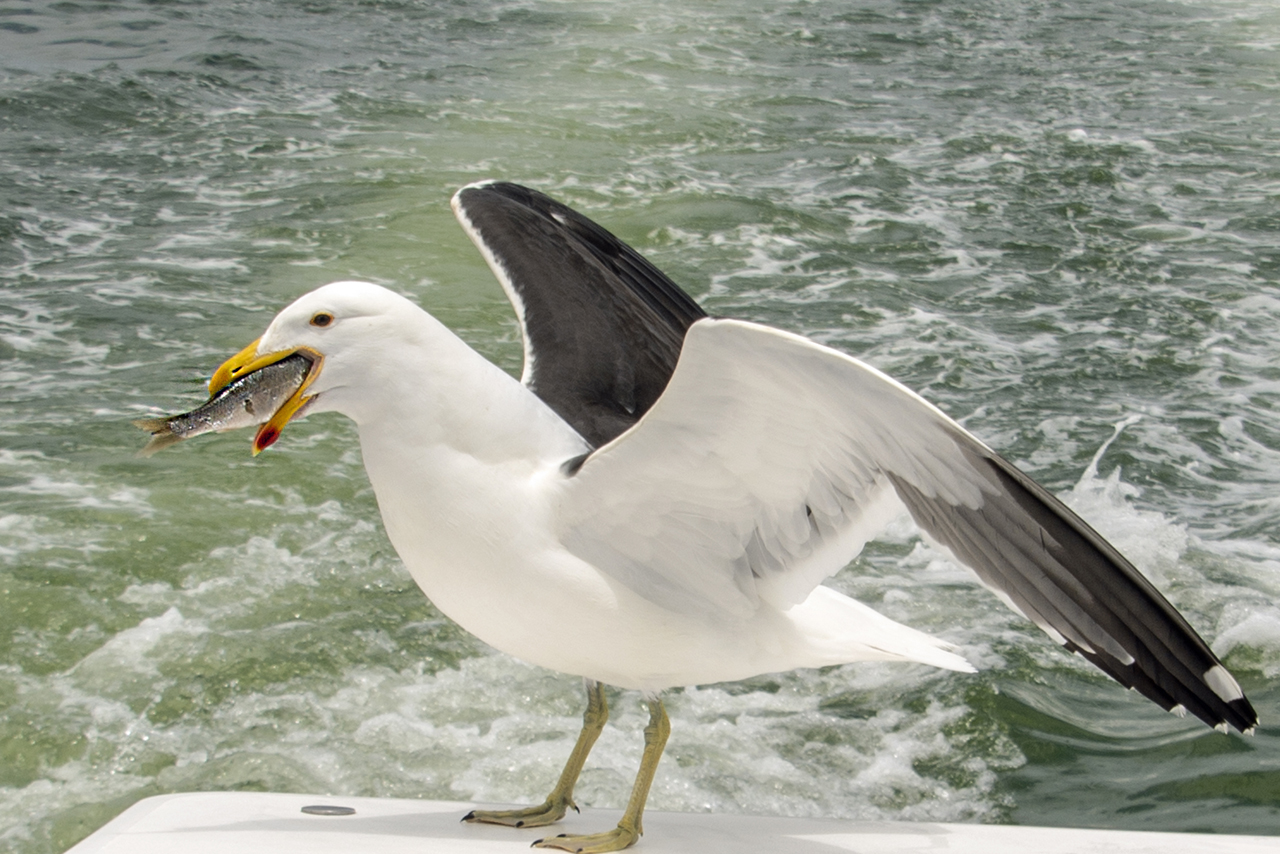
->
<box><xmin>201</xmin><ymin>181</ymin><xmax>1256</xmax><ymax>853</ymax></box>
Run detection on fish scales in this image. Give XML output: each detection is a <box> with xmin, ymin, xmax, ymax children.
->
<box><xmin>134</xmin><ymin>354</ymin><xmax>311</xmax><ymax>456</ymax></box>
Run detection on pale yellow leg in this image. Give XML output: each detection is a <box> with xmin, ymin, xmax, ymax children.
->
<box><xmin>464</xmin><ymin>679</ymin><xmax>608</xmax><ymax>829</ymax></box>
<box><xmin>533</xmin><ymin>697</ymin><xmax>670</xmax><ymax>854</ymax></box>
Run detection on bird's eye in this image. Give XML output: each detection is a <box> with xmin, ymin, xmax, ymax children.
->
<box><xmin>311</xmin><ymin>312</ymin><xmax>334</xmax><ymax>328</ymax></box>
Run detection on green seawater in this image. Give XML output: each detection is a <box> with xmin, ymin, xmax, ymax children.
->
<box><xmin>2</xmin><ymin>1</ymin><xmax>1280</xmax><ymax>850</ymax></box>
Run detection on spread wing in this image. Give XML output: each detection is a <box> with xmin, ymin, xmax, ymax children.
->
<box><xmin>451</xmin><ymin>181</ymin><xmax>706</xmax><ymax>448</ymax></box>
<box><xmin>558</xmin><ymin>318</ymin><xmax>1258</xmax><ymax>733</ymax></box>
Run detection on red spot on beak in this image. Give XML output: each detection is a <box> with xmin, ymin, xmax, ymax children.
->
<box><xmin>254</xmin><ymin>425</ymin><xmax>280</xmax><ymax>453</ymax></box>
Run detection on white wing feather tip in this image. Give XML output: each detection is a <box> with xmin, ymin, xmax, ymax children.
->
<box><xmin>1204</xmin><ymin>664</ymin><xmax>1245</xmax><ymax>702</ymax></box>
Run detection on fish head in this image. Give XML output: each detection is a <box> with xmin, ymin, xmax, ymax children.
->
<box><xmin>210</xmin><ymin>338</ymin><xmax>322</xmax><ymax>454</ymax></box>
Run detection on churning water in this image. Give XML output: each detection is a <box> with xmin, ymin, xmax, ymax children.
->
<box><xmin>2</xmin><ymin>1</ymin><xmax>1280</xmax><ymax>851</ymax></box>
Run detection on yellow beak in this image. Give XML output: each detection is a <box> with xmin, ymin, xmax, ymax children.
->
<box><xmin>211</xmin><ymin>339</ymin><xmax>323</xmax><ymax>455</ymax></box>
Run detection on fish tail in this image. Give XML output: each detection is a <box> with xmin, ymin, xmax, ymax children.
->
<box><xmin>133</xmin><ymin>417</ymin><xmax>184</xmax><ymax>457</ymax></box>
<box><xmin>132</xmin><ymin>416</ymin><xmax>171</xmax><ymax>434</ymax></box>
<box><xmin>136</xmin><ymin>432</ymin><xmax>186</xmax><ymax>458</ymax></box>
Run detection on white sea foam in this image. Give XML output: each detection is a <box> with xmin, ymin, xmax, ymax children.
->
<box><xmin>1214</xmin><ymin>610</ymin><xmax>1280</xmax><ymax>677</ymax></box>
<box><xmin>71</xmin><ymin>608</ymin><xmax>207</xmax><ymax>684</ymax></box>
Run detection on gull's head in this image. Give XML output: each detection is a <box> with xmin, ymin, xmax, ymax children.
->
<box><xmin>211</xmin><ymin>281</ymin><xmax>423</xmax><ymax>454</ymax></box>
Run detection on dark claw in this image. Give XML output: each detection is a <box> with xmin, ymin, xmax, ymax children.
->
<box><xmin>516</xmin><ymin>820</ymin><xmax>525</xmax><ymax>827</ymax></box>
<box><xmin>462</xmin><ymin>811</ymin><xmax>476</xmax><ymax>822</ymax></box>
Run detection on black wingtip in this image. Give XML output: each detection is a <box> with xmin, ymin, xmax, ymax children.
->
<box><xmin>892</xmin><ymin>435</ymin><xmax>1259</xmax><ymax>736</ymax></box>
<box><xmin>995</xmin><ymin>461</ymin><xmax>1260</xmax><ymax>734</ymax></box>
<box><xmin>1227</xmin><ymin>696</ymin><xmax>1260</xmax><ymax>734</ymax></box>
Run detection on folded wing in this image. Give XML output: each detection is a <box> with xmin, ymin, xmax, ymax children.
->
<box><xmin>559</xmin><ymin>318</ymin><xmax>1258</xmax><ymax>733</ymax></box>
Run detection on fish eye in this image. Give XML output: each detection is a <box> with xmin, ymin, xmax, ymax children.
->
<box><xmin>310</xmin><ymin>312</ymin><xmax>334</xmax><ymax>328</ymax></box>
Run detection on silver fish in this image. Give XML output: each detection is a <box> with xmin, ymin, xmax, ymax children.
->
<box><xmin>134</xmin><ymin>353</ymin><xmax>312</xmax><ymax>456</ymax></box>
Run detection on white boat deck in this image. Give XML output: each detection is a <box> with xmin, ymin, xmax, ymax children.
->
<box><xmin>64</xmin><ymin>791</ymin><xmax>1276</xmax><ymax>853</ymax></box>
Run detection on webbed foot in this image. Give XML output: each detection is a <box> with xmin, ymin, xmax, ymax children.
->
<box><xmin>532</xmin><ymin>822</ymin><xmax>640</xmax><ymax>853</ymax></box>
<box><xmin>462</xmin><ymin>796</ymin><xmax>576</xmax><ymax>829</ymax></box>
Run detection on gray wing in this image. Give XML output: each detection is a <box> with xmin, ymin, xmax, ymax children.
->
<box><xmin>558</xmin><ymin>318</ymin><xmax>1258</xmax><ymax>734</ymax></box>
<box><xmin>452</xmin><ymin>181</ymin><xmax>706</xmax><ymax>448</ymax></box>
